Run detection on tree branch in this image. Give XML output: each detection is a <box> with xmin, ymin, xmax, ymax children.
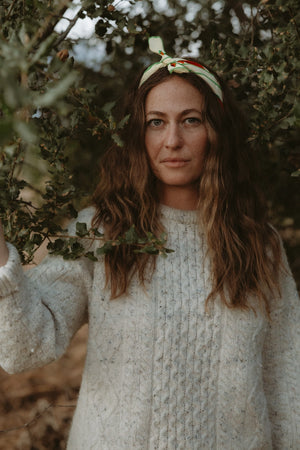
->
<box><xmin>0</xmin><ymin>402</ymin><xmax>76</xmax><ymax>434</ymax></box>
<box><xmin>53</xmin><ymin>7</ymin><xmax>85</xmax><ymax>49</ymax></box>
<box><xmin>5</xmin><ymin>0</ymin><xmax>18</xmax><ymax>20</ymax></box>
<box><xmin>30</xmin><ymin>0</ymin><xmax>70</xmax><ymax>48</ymax></box>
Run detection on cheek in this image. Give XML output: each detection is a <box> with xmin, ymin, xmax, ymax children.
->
<box><xmin>192</xmin><ymin>131</ymin><xmax>209</xmax><ymax>158</ymax></box>
<box><xmin>145</xmin><ymin>133</ymin><xmax>160</xmax><ymax>163</ymax></box>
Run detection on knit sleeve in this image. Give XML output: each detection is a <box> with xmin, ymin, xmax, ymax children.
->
<box><xmin>0</xmin><ymin>208</ymin><xmax>95</xmax><ymax>374</ymax></box>
<box><xmin>262</xmin><ymin>242</ymin><xmax>300</xmax><ymax>449</ymax></box>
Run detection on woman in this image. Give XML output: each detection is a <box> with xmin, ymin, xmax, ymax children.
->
<box><xmin>0</xmin><ymin>37</ymin><xmax>299</xmax><ymax>449</ymax></box>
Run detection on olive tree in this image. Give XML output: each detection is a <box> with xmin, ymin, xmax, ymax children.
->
<box><xmin>0</xmin><ymin>0</ymin><xmax>299</xmax><ymax>271</ymax></box>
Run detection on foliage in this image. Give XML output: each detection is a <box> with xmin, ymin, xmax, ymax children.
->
<box><xmin>0</xmin><ymin>0</ymin><xmax>299</xmax><ymax>265</ymax></box>
<box><xmin>47</xmin><ymin>224</ymin><xmax>173</xmax><ymax>261</ymax></box>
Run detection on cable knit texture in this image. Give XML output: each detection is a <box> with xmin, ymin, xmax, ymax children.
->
<box><xmin>0</xmin><ymin>205</ymin><xmax>299</xmax><ymax>449</ymax></box>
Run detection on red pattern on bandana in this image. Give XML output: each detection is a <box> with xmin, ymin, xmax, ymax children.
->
<box><xmin>178</xmin><ymin>59</ymin><xmax>206</xmax><ymax>70</ymax></box>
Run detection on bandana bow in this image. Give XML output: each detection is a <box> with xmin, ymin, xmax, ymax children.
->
<box><xmin>139</xmin><ymin>36</ymin><xmax>223</xmax><ymax>103</ymax></box>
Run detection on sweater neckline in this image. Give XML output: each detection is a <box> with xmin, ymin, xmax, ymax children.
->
<box><xmin>159</xmin><ymin>204</ymin><xmax>199</xmax><ymax>225</ymax></box>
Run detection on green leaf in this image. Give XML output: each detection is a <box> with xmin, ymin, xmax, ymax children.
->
<box><xmin>97</xmin><ymin>241</ymin><xmax>113</xmax><ymax>255</ymax></box>
<box><xmin>117</xmin><ymin>114</ymin><xmax>130</xmax><ymax>129</ymax></box>
<box><xmin>84</xmin><ymin>251</ymin><xmax>98</xmax><ymax>261</ymax></box>
<box><xmin>91</xmin><ymin>228</ymin><xmax>104</xmax><ymax>238</ymax></box>
<box><xmin>102</xmin><ymin>101</ymin><xmax>116</xmax><ymax>113</ymax></box>
<box><xmin>76</xmin><ymin>222</ymin><xmax>89</xmax><ymax>237</ymax></box>
<box><xmin>31</xmin><ymin>233</ymin><xmax>43</xmax><ymax>245</ymax></box>
<box><xmin>95</xmin><ymin>19</ymin><xmax>108</xmax><ymax>37</ymax></box>
<box><xmin>134</xmin><ymin>245</ymin><xmax>159</xmax><ymax>255</ymax></box>
<box><xmin>13</xmin><ymin>120</ymin><xmax>37</xmax><ymax>143</ymax></box>
<box><xmin>47</xmin><ymin>239</ymin><xmax>65</xmax><ymax>253</ymax></box>
<box><xmin>29</xmin><ymin>34</ymin><xmax>57</xmax><ymax>66</ymax></box>
<box><xmin>0</xmin><ymin>120</ymin><xmax>14</xmax><ymax>144</ymax></box>
<box><xmin>124</xmin><ymin>225</ymin><xmax>139</xmax><ymax>244</ymax></box>
<box><xmin>112</xmin><ymin>133</ymin><xmax>124</xmax><ymax>147</ymax></box>
<box><xmin>34</xmin><ymin>72</ymin><xmax>78</xmax><ymax>108</ymax></box>
<box><xmin>291</xmin><ymin>169</ymin><xmax>300</xmax><ymax>177</ymax></box>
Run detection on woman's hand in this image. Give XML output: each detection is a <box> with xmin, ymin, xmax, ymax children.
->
<box><xmin>0</xmin><ymin>220</ymin><xmax>9</xmax><ymax>267</ymax></box>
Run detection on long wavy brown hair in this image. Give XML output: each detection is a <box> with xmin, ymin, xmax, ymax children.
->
<box><xmin>92</xmin><ymin>65</ymin><xmax>282</xmax><ymax>314</ymax></box>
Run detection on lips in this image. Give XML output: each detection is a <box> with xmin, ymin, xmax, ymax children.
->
<box><xmin>161</xmin><ymin>158</ymin><xmax>189</xmax><ymax>168</ymax></box>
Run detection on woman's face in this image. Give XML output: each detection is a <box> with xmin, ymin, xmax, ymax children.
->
<box><xmin>144</xmin><ymin>76</ymin><xmax>208</xmax><ymax>208</ymax></box>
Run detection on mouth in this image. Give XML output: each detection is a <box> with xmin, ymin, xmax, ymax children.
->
<box><xmin>161</xmin><ymin>158</ymin><xmax>189</xmax><ymax>168</ymax></box>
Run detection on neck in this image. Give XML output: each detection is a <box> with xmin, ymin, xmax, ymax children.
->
<box><xmin>159</xmin><ymin>184</ymin><xmax>199</xmax><ymax>210</ymax></box>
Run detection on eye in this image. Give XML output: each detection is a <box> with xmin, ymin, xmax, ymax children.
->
<box><xmin>184</xmin><ymin>117</ymin><xmax>203</xmax><ymax>126</ymax></box>
<box><xmin>147</xmin><ymin>119</ymin><xmax>164</xmax><ymax>128</ymax></box>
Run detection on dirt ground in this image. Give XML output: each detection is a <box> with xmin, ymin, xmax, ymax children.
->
<box><xmin>0</xmin><ymin>325</ymin><xmax>88</xmax><ymax>450</ymax></box>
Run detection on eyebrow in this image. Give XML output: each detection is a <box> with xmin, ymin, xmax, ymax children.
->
<box><xmin>145</xmin><ymin>108</ymin><xmax>204</xmax><ymax>117</ymax></box>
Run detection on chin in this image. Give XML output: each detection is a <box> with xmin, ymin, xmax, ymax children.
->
<box><xmin>163</xmin><ymin>178</ymin><xmax>197</xmax><ymax>187</ymax></box>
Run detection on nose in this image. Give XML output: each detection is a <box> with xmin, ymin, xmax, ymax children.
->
<box><xmin>164</xmin><ymin>123</ymin><xmax>183</xmax><ymax>149</ymax></box>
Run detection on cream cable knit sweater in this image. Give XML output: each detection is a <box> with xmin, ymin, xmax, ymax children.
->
<box><xmin>0</xmin><ymin>206</ymin><xmax>299</xmax><ymax>450</ymax></box>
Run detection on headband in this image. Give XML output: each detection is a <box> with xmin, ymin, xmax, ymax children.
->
<box><xmin>139</xmin><ymin>36</ymin><xmax>223</xmax><ymax>103</ymax></box>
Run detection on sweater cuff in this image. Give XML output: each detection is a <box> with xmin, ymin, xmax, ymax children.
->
<box><xmin>0</xmin><ymin>243</ymin><xmax>24</xmax><ymax>298</ymax></box>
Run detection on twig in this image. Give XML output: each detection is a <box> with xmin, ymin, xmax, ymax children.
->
<box><xmin>54</xmin><ymin>7</ymin><xmax>85</xmax><ymax>49</ymax></box>
<box><xmin>245</xmin><ymin>6</ymin><xmax>257</xmax><ymax>69</ymax></box>
<box><xmin>0</xmin><ymin>402</ymin><xmax>76</xmax><ymax>434</ymax></box>
<box><xmin>288</xmin><ymin>7</ymin><xmax>300</xmax><ymax>40</ymax></box>
<box><xmin>47</xmin><ymin>234</ymin><xmax>165</xmax><ymax>250</ymax></box>
<box><xmin>273</xmin><ymin>107</ymin><xmax>295</xmax><ymax>125</ymax></box>
<box><xmin>48</xmin><ymin>233</ymin><xmax>103</xmax><ymax>241</ymax></box>
<box><xmin>5</xmin><ymin>0</ymin><xmax>18</xmax><ymax>20</ymax></box>
<box><xmin>29</xmin><ymin>0</ymin><xmax>70</xmax><ymax>48</ymax></box>
<box><xmin>19</xmin><ymin>200</ymin><xmax>38</xmax><ymax>210</ymax></box>
<box><xmin>7</xmin><ymin>140</ymin><xmax>22</xmax><ymax>186</ymax></box>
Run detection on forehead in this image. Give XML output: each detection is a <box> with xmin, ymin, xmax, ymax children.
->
<box><xmin>145</xmin><ymin>76</ymin><xmax>205</xmax><ymax>113</ymax></box>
